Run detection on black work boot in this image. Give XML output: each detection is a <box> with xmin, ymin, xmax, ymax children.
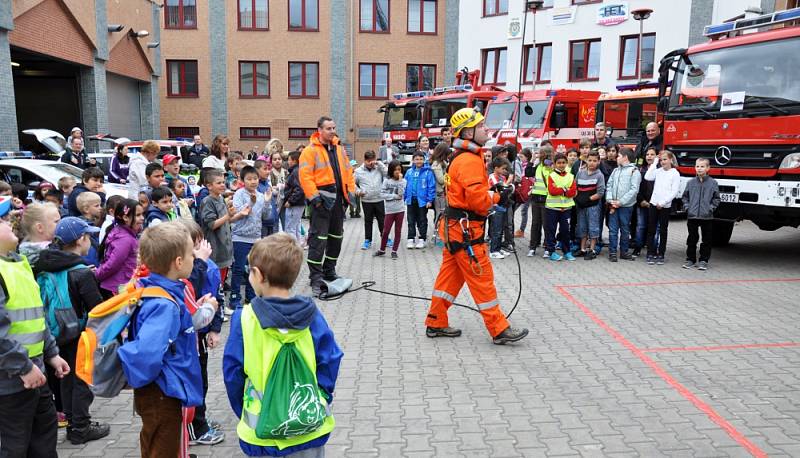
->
<box><xmin>67</xmin><ymin>421</ymin><xmax>110</xmax><ymax>445</ymax></box>
<box><xmin>492</xmin><ymin>327</ymin><xmax>529</xmax><ymax>345</ymax></box>
<box><xmin>426</xmin><ymin>327</ymin><xmax>462</xmax><ymax>338</ymax></box>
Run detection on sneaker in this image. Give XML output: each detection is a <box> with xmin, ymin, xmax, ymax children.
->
<box><xmin>67</xmin><ymin>422</ymin><xmax>111</xmax><ymax>445</ymax></box>
<box><xmin>207</xmin><ymin>418</ymin><xmax>223</xmax><ymax>431</ymax></box>
<box><xmin>682</xmin><ymin>260</ymin><xmax>696</xmax><ymax>269</ymax></box>
<box><xmin>373</xmin><ymin>250</ymin><xmax>386</xmax><ymax>257</ymax></box>
<box><xmin>492</xmin><ymin>327</ymin><xmax>529</xmax><ymax>345</ymax></box>
<box><xmin>224</xmin><ymin>307</ymin><xmax>235</xmax><ymax>316</ymax></box>
<box><xmin>387</xmin><ymin>238</ymin><xmax>393</xmax><ymax>248</ymax></box>
<box><xmin>697</xmin><ymin>261</ymin><xmax>708</xmax><ymax>271</ymax></box>
<box><xmin>574</xmin><ymin>250</ymin><xmax>587</xmax><ymax>257</ymax></box>
<box><xmin>549</xmin><ymin>252</ymin><xmax>563</xmax><ymax>261</ymax></box>
<box><xmin>542</xmin><ymin>250</ymin><xmax>551</xmax><ymax>258</ymax></box>
<box><xmin>391</xmin><ymin>252</ymin><xmax>398</xmax><ymax>260</ymax></box>
<box><xmin>490</xmin><ymin>251</ymin><xmax>505</xmax><ymax>259</ymax></box>
<box><xmin>647</xmin><ymin>256</ymin><xmax>655</xmax><ymax>265</ymax></box>
<box><xmin>620</xmin><ymin>252</ymin><xmax>634</xmax><ymax>261</ymax></box>
<box><xmin>57</xmin><ymin>412</ymin><xmax>68</xmax><ymax>428</ymax></box>
<box><xmin>564</xmin><ymin>252</ymin><xmax>576</xmax><ymax>261</ymax></box>
<box><xmin>632</xmin><ymin>248</ymin><xmax>641</xmax><ymax>258</ymax></box>
<box><xmin>406</xmin><ymin>239</ymin><xmax>415</xmax><ymax>249</ymax></box>
<box><xmin>499</xmin><ymin>248</ymin><xmax>511</xmax><ymax>256</ymax></box>
<box><xmin>426</xmin><ymin>326</ymin><xmax>462</xmax><ymax>338</ymax></box>
<box><xmin>415</xmin><ymin>239</ymin><xmax>426</xmax><ymax>249</ymax></box>
<box><xmin>527</xmin><ymin>249</ymin><xmax>536</xmax><ymax>257</ymax></box>
<box><xmin>609</xmin><ymin>253</ymin><xmax>618</xmax><ymax>262</ymax></box>
<box><xmin>361</xmin><ymin>240</ymin><xmax>371</xmax><ymax>250</ymax></box>
<box><xmin>514</xmin><ymin>230</ymin><xmax>524</xmax><ymax>238</ymax></box>
<box><xmin>191</xmin><ymin>427</ymin><xmax>225</xmax><ymax>446</ymax></box>
<box><xmin>584</xmin><ymin>251</ymin><xmax>596</xmax><ymax>261</ymax></box>
<box><xmin>656</xmin><ymin>256</ymin><xmax>665</xmax><ymax>265</ymax></box>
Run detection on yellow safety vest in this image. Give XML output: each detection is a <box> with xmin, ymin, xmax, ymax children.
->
<box><xmin>0</xmin><ymin>256</ymin><xmax>46</xmax><ymax>357</ymax></box>
<box><xmin>531</xmin><ymin>164</ymin><xmax>551</xmax><ymax>196</ymax></box>
<box><xmin>545</xmin><ymin>171</ymin><xmax>576</xmax><ymax>209</ymax></box>
<box><xmin>237</xmin><ymin>304</ymin><xmax>335</xmax><ymax>449</ymax></box>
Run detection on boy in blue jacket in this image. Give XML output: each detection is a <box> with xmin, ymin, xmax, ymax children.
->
<box><xmin>118</xmin><ymin>222</ymin><xmax>204</xmax><ymax>458</ymax></box>
<box><xmin>223</xmin><ymin>233</ymin><xmax>342</xmax><ymax>457</ymax></box>
<box><xmin>404</xmin><ymin>152</ymin><xmax>436</xmax><ymax>249</ymax></box>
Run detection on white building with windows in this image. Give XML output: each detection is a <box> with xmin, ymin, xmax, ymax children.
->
<box><xmin>458</xmin><ymin>0</ymin><xmax>764</xmax><ymax>93</ymax></box>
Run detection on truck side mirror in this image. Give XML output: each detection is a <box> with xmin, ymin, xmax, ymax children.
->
<box><xmin>658</xmin><ymin>96</ymin><xmax>669</xmax><ymax>112</ymax></box>
<box><xmin>551</xmin><ymin>103</ymin><xmax>568</xmax><ymax>129</ymax></box>
<box><xmin>474</xmin><ymin>101</ymin><xmax>484</xmax><ymax>113</ymax></box>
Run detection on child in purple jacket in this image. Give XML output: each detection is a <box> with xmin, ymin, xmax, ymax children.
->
<box><xmin>94</xmin><ymin>199</ymin><xmax>144</xmax><ymax>297</ymax></box>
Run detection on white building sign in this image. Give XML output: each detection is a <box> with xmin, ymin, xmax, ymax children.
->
<box><xmin>597</xmin><ymin>2</ymin><xmax>629</xmax><ymax>26</ymax></box>
<box><xmin>549</xmin><ymin>6</ymin><xmax>577</xmax><ymax>26</ymax></box>
<box><xmin>508</xmin><ymin>16</ymin><xmax>522</xmax><ymax>39</ymax></box>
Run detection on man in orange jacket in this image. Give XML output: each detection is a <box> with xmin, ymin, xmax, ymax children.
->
<box><xmin>298</xmin><ymin>116</ymin><xmax>356</xmax><ymax>297</ymax></box>
<box><xmin>425</xmin><ymin>108</ymin><xmax>529</xmax><ymax>345</ymax></box>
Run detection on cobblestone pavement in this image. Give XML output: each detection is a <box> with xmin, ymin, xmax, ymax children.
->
<box><xmin>58</xmin><ymin>216</ymin><xmax>800</xmax><ymax>457</ymax></box>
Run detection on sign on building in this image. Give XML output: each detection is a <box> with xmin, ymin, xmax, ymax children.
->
<box><xmin>508</xmin><ymin>16</ymin><xmax>522</xmax><ymax>39</ymax></box>
<box><xmin>597</xmin><ymin>2</ymin><xmax>629</xmax><ymax>26</ymax></box>
<box><xmin>549</xmin><ymin>6</ymin><xmax>577</xmax><ymax>26</ymax></box>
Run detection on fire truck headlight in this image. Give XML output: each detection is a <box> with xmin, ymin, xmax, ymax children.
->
<box><xmin>779</xmin><ymin>153</ymin><xmax>800</xmax><ymax>169</ymax></box>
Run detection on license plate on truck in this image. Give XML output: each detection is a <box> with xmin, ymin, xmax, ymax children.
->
<box><xmin>720</xmin><ymin>193</ymin><xmax>739</xmax><ymax>203</ymax></box>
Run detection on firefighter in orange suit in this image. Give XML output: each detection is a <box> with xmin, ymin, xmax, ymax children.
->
<box><xmin>425</xmin><ymin>108</ymin><xmax>529</xmax><ymax>345</ymax></box>
<box><xmin>299</xmin><ymin>116</ymin><xmax>356</xmax><ymax>297</ymax></box>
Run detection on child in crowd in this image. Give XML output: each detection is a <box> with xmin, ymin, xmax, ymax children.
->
<box><xmin>34</xmin><ymin>217</ymin><xmax>110</xmax><ymax>445</ymax></box>
<box><xmin>633</xmin><ymin>147</ymin><xmax>658</xmax><ymax>257</ymax></box>
<box><xmin>513</xmin><ymin>148</ymin><xmax>533</xmax><ymax>238</ymax></box>
<box><xmin>230</xmin><ymin>166</ymin><xmax>266</xmax><ymax>310</ymax></box>
<box><xmin>75</xmin><ymin>192</ymin><xmax>102</xmax><ymax>266</ymax></box>
<box><xmin>605</xmin><ymin>147</ymin><xmax>641</xmax><ymax>262</ymax></box>
<box><xmin>282</xmin><ymin>150</ymin><xmax>306</xmax><ymax>242</ymax></box>
<box><xmin>269</xmin><ymin>151</ymin><xmax>287</xmax><ymax>230</ymax></box>
<box><xmin>566</xmin><ymin>148</ymin><xmax>578</xmax><ymax>168</ymax></box>
<box><xmin>223</xmin><ymin>233</ymin><xmax>342</xmax><ymax>457</ymax></box>
<box><xmin>99</xmin><ymin>195</ymin><xmax>125</xmax><ymax>243</ymax></box>
<box><xmin>19</xmin><ymin>202</ymin><xmax>61</xmax><ymax>265</ymax></box>
<box><xmin>528</xmin><ymin>145</ymin><xmax>553</xmax><ymax>257</ymax></box>
<box><xmin>200</xmin><ymin>170</ymin><xmax>235</xmax><ymax>305</ymax></box>
<box><xmin>138</xmin><ymin>191</ymin><xmax>150</xmax><ymax>211</ymax></box>
<box><xmin>0</xmin><ymin>196</ymin><xmax>70</xmax><ymax>457</ymax></box>
<box><xmin>180</xmin><ymin>220</ymin><xmax>225</xmax><ymax>446</ymax></box>
<box><xmin>67</xmin><ymin>167</ymin><xmax>105</xmax><ymax>217</ymax></box>
<box><xmin>45</xmin><ymin>189</ymin><xmax>67</xmax><ymax>216</ymax></box>
<box><xmin>544</xmin><ymin>153</ymin><xmax>577</xmax><ymax>261</ymax></box>
<box><xmin>143</xmin><ymin>163</ymin><xmax>165</xmax><ymax>197</ymax></box>
<box><xmin>11</xmin><ymin>183</ymin><xmax>28</xmax><ymax>208</ymax></box>
<box><xmin>95</xmin><ymin>199</ymin><xmax>143</xmax><ymax>298</ymax></box>
<box><xmin>163</xmin><ymin>154</ymin><xmax>195</xmax><ymax>205</ymax></box>
<box><xmin>226</xmin><ymin>152</ymin><xmax>245</xmax><ymax>190</ymax></box>
<box><xmin>145</xmin><ymin>186</ymin><xmax>176</xmax><ymax>228</ymax></box>
<box><xmin>169</xmin><ymin>178</ymin><xmax>194</xmax><ymax>223</ymax></box>
<box><xmin>571</xmin><ymin>138</ymin><xmax>592</xmax><ymax>176</ymax></box>
<box><xmin>574</xmin><ymin>151</ymin><xmax>606</xmax><ymax>260</ymax></box>
<box><xmin>33</xmin><ymin>182</ymin><xmax>55</xmax><ymax>205</ymax></box>
<box><xmin>58</xmin><ymin>176</ymin><xmax>76</xmax><ymax>205</ymax></box>
<box><xmin>488</xmin><ymin>158</ymin><xmax>513</xmax><ymax>259</ymax></box>
<box><xmin>682</xmin><ymin>158</ymin><xmax>720</xmax><ymax>271</ymax></box>
<box><xmin>644</xmin><ymin>150</ymin><xmax>681</xmax><ymax>265</ymax></box>
<box><xmin>375</xmin><ymin>161</ymin><xmax>406</xmax><ymax>259</ymax></box>
<box><xmin>404</xmin><ymin>152</ymin><xmax>435</xmax><ymax>249</ymax></box>
<box><xmin>254</xmin><ymin>160</ymin><xmax>276</xmax><ymax>237</ymax></box>
<box><xmin>118</xmin><ymin>222</ymin><xmax>204</xmax><ymax>458</ymax></box>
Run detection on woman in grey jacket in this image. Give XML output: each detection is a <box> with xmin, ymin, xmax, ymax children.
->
<box><xmin>429</xmin><ymin>143</ymin><xmax>450</xmax><ymax>247</ymax></box>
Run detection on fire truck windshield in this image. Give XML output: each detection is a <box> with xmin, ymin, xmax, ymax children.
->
<box><xmin>484</xmin><ymin>102</ymin><xmax>515</xmax><ymax>129</ymax></box>
<box><xmin>425</xmin><ymin>97</ymin><xmax>467</xmax><ymax>128</ymax></box>
<box><xmin>669</xmin><ymin>36</ymin><xmax>800</xmax><ymax>117</ymax></box>
<box><xmin>516</xmin><ymin>100</ymin><xmax>549</xmax><ymax>129</ymax></box>
<box><xmin>384</xmin><ymin>105</ymin><xmax>420</xmax><ymax>131</ymax></box>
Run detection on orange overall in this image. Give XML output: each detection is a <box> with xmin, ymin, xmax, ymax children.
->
<box><xmin>424</xmin><ymin>139</ymin><xmax>510</xmax><ymax>337</ymax></box>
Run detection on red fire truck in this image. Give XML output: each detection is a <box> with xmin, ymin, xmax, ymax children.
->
<box><xmin>379</xmin><ymin>70</ymin><xmax>504</xmax><ymax>167</ymax></box>
<box><xmin>657</xmin><ymin>7</ymin><xmax>800</xmax><ymax>244</ymax></box>
<box><xmin>483</xmin><ymin>89</ymin><xmax>601</xmax><ymax>152</ymax></box>
<box><xmin>596</xmin><ymin>86</ymin><xmax>662</xmax><ymax>150</ymax></box>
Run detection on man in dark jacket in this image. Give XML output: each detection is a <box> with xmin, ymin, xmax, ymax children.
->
<box><xmin>61</xmin><ymin>137</ymin><xmax>90</xmax><ymax>169</ymax></box>
<box><xmin>635</xmin><ymin>122</ymin><xmax>663</xmax><ymax>164</ymax></box>
<box><xmin>34</xmin><ymin>217</ymin><xmax>110</xmax><ymax>445</ymax></box>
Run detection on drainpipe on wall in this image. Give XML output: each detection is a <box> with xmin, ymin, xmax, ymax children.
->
<box><xmin>350</xmin><ymin>0</ymin><xmax>355</xmax><ymax>146</ymax></box>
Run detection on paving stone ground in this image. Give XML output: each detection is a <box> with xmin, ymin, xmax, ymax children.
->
<box><xmin>57</xmin><ymin>215</ymin><xmax>800</xmax><ymax>457</ymax></box>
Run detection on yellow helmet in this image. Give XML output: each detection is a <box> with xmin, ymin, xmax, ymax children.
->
<box><xmin>450</xmin><ymin>107</ymin><xmax>485</xmax><ymax>137</ymax></box>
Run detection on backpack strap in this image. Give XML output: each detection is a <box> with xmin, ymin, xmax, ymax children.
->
<box><xmin>140</xmin><ymin>286</ymin><xmax>178</xmax><ymax>303</ymax></box>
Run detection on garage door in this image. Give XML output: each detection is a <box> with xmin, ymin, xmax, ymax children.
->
<box><xmin>107</xmin><ymin>73</ymin><xmax>142</xmax><ymax>139</ymax></box>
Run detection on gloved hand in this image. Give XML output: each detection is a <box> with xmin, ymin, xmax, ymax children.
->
<box><xmin>499</xmin><ymin>186</ymin><xmax>513</xmax><ymax>207</ymax></box>
<box><xmin>492</xmin><ymin>183</ymin><xmax>506</xmax><ymax>194</ymax></box>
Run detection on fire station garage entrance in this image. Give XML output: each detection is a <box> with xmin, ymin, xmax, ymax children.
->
<box><xmin>11</xmin><ymin>48</ymin><xmax>81</xmax><ymax>152</ymax></box>
<box><xmin>107</xmin><ymin>73</ymin><xmax>143</xmax><ymax>141</ymax></box>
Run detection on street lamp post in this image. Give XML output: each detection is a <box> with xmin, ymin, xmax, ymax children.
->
<box><xmin>632</xmin><ymin>8</ymin><xmax>653</xmax><ymax>84</ymax></box>
<box><xmin>515</xmin><ymin>1</ymin><xmax>543</xmax><ymax>144</ymax></box>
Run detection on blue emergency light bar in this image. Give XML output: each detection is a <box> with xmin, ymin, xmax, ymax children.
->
<box><xmin>432</xmin><ymin>84</ymin><xmax>473</xmax><ymax>94</ymax></box>
<box><xmin>546</xmin><ymin>90</ymin><xmax>559</xmax><ymax>97</ymax></box>
<box><xmin>703</xmin><ymin>6</ymin><xmax>800</xmax><ymax>37</ymax></box>
<box><xmin>392</xmin><ymin>90</ymin><xmax>432</xmax><ymax>100</ymax></box>
<box><xmin>0</xmin><ymin>151</ymin><xmax>33</xmax><ymax>158</ymax></box>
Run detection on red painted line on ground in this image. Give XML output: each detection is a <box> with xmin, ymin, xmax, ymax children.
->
<box><xmin>642</xmin><ymin>342</ymin><xmax>800</xmax><ymax>353</ymax></box>
<box><xmin>556</xmin><ymin>277</ymin><xmax>800</xmax><ymax>289</ymax></box>
<box><xmin>556</xmin><ymin>286</ymin><xmax>768</xmax><ymax>458</ymax></box>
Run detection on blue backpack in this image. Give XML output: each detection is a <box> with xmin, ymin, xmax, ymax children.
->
<box><xmin>36</xmin><ymin>265</ymin><xmax>86</xmax><ymax>345</ymax></box>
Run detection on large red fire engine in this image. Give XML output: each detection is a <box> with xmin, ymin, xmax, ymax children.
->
<box><xmin>658</xmin><ymin>7</ymin><xmax>800</xmax><ymax>244</ymax></box>
<box><xmin>483</xmin><ymin>89</ymin><xmax>600</xmax><ymax>152</ymax></box>
<box><xmin>379</xmin><ymin>70</ymin><xmax>503</xmax><ymax>166</ymax></box>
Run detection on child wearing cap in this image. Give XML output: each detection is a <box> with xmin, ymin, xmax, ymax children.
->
<box><xmin>0</xmin><ymin>196</ymin><xmax>71</xmax><ymax>456</ymax></box>
<box><xmin>33</xmin><ymin>217</ymin><xmax>110</xmax><ymax>445</ymax></box>
<box><xmin>163</xmin><ymin>154</ymin><xmax>196</xmax><ymax>217</ymax></box>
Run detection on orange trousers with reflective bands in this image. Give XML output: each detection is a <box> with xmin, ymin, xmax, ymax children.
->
<box><xmin>425</xmin><ymin>242</ymin><xmax>510</xmax><ymax>337</ymax></box>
